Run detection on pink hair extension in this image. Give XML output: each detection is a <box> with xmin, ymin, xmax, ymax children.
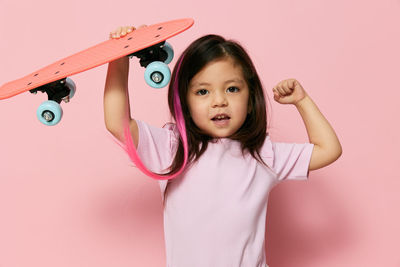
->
<box><xmin>118</xmin><ymin>55</ymin><xmax>188</xmax><ymax>180</ymax></box>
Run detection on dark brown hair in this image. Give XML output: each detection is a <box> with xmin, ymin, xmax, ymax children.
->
<box><xmin>160</xmin><ymin>34</ymin><xmax>272</xmax><ymax>198</ymax></box>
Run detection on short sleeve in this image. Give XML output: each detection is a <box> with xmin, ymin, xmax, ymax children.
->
<box><xmin>271</xmin><ymin>141</ymin><xmax>314</xmax><ymax>181</ymax></box>
<box><xmin>135</xmin><ymin>120</ymin><xmax>179</xmax><ymax>202</ymax></box>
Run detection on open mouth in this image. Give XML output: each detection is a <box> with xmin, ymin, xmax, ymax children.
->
<box><xmin>211</xmin><ymin>114</ymin><xmax>230</xmax><ymax>121</ymax></box>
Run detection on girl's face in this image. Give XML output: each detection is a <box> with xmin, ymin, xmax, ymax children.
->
<box><xmin>187</xmin><ymin>57</ymin><xmax>250</xmax><ymax>138</ymax></box>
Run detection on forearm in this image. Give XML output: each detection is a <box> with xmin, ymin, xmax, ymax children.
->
<box><xmin>104</xmin><ymin>56</ymin><xmax>131</xmax><ymax>132</ymax></box>
<box><xmin>295</xmin><ymin>95</ymin><xmax>342</xmax><ymax>155</ymax></box>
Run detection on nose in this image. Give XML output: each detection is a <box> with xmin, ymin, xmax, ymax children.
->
<box><xmin>211</xmin><ymin>91</ymin><xmax>228</xmax><ymax>108</ymax></box>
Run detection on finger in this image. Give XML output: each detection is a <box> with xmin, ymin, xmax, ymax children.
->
<box><xmin>272</xmin><ymin>87</ymin><xmax>278</xmax><ymax>96</ymax></box>
<box><xmin>110</xmin><ymin>31</ymin><xmax>118</xmax><ymax>39</ymax></box>
<box><xmin>111</xmin><ymin>26</ymin><xmax>124</xmax><ymax>39</ymax></box>
<box><xmin>273</xmin><ymin>91</ymin><xmax>281</xmax><ymax>101</ymax></box>
<box><xmin>122</xmin><ymin>26</ymin><xmax>131</xmax><ymax>36</ymax></box>
<box><xmin>112</xmin><ymin>27</ymin><xmax>120</xmax><ymax>38</ymax></box>
<box><xmin>287</xmin><ymin>79</ymin><xmax>295</xmax><ymax>90</ymax></box>
<box><xmin>122</xmin><ymin>26</ymin><xmax>135</xmax><ymax>36</ymax></box>
<box><xmin>110</xmin><ymin>29</ymin><xmax>116</xmax><ymax>38</ymax></box>
<box><xmin>275</xmin><ymin>86</ymin><xmax>282</xmax><ymax>96</ymax></box>
<box><xmin>284</xmin><ymin>81</ymin><xmax>293</xmax><ymax>94</ymax></box>
<box><xmin>277</xmin><ymin>85</ymin><xmax>285</xmax><ymax>96</ymax></box>
<box><xmin>283</xmin><ymin>80</ymin><xmax>291</xmax><ymax>94</ymax></box>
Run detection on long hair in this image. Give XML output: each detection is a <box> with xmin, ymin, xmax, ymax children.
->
<box><xmin>164</xmin><ymin>34</ymin><xmax>271</xmax><ymax>178</ymax></box>
<box><xmin>119</xmin><ymin>34</ymin><xmax>272</xmax><ymax>201</ymax></box>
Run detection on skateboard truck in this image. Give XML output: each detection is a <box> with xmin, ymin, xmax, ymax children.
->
<box><xmin>128</xmin><ymin>41</ymin><xmax>168</xmax><ymax>67</ymax></box>
<box><xmin>128</xmin><ymin>41</ymin><xmax>174</xmax><ymax>89</ymax></box>
<box><xmin>29</xmin><ymin>78</ymin><xmax>72</xmax><ymax>104</ymax></box>
<box><xmin>29</xmin><ymin>78</ymin><xmax>76</xmax><ymax>125</ymax></box>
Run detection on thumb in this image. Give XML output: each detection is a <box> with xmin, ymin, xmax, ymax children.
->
<box><xmin>273</xmin><ymin>91</ymin><xmax>280</xmax><ymax>100</ymax></box>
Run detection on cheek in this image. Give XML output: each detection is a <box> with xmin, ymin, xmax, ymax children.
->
<box><xmin>186</xmin><ymin>96</ymin><xmax>195</xmax><ymax>115</ymax></box>
<box><xmin>187</xmin><ymin>97</ymin><xmax>206</xmax><ymax>118</ymax></box>
<box><xmin>235</xmin><ymin>96</ymin><xmax>250</xmax><ymax>115</ymax></box>
<box><xmin>191</xmin><ymin>104</ymin><xmax>207</xmax><ymax>120</ymax></box>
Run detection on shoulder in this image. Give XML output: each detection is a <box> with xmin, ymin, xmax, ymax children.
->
<box><xmin>162</xmin><ymin>122</ymin><xmax>180</xmax><ymax>144</ymax></box>
<box><xmin>136</xmin><ymin>120</ymin><xmax>179</xmax><ymax>140</ymax></box>
<box><xmin>260</xmin><ymin>134</ymin><xmax>315</xmax><ymax>180</ymax></box>
<box><xmin>135</xmin><ymin>120</ymin><xmax>180</xmax><ymax>155</ymax></box>
<box><xmin>259</xmin><ymin>134</ymin><xmax>274</xmax><ymax>168</ymax></box>
<box><xmin>134</xmin><ymin>120</ymin><xmax>180</xmax><ymax>175</ymax></box>
<box><xmin>162</xmin><ymin>122</ymin><xmax>179</xmax><ymax>134</ymax></box>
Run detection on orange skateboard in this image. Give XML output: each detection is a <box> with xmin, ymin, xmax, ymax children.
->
<box><xmin>0</xmin><ymin>18</ymin><xmax>194</xmax><ymax>126</ymax></box>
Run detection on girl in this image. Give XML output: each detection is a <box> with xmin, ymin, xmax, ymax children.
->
<box><xmin>104</xmin><ymin>25</ymin><xmax>342</xmax><ymax>267</ymax></box>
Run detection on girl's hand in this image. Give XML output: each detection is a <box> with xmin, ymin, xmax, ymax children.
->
<box><xmin>109</xmin><ymin>25</ymin><xmax>147</xmax><ymax>39</ymax></box>
<box><xmin>272</xmin><ymin>78</ymin><xmax>308</xmax><ymax>105</ymax></box>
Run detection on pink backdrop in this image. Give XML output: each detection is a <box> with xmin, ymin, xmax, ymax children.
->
<box><xmin>1</xmin><ymin>0</ymin><xmax>399</xmax><ymax>266</ymax></box>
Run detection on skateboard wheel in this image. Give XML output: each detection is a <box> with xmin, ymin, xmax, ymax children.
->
<box><xmin>162</xmin><ymin>42</ymin><xmax>174</xmax><ymax>64</ymax></box>
<box><xmin>144</xmin><ymin>61</ymin><xmax>171</xmax><ymax>88</ymax></box>
<box><xmin>37</xmin><ymin>100</ymin><xmax>63</xmax><ymax>126</ymax></box>
<box><xmin>65</xmin><ymin>78</ymin><xmax>76</xmax><ymax>99</ymax></box>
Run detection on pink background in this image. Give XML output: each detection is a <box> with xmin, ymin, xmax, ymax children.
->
<box><xmin>0</xmin><ymin>0</ymin><xmax>399</xmax><ymax>266</ymax></box>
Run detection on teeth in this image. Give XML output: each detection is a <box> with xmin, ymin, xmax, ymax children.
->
<box><xmin>215</xmin><ymin>115</ymin><xmax>228</xmax><ymax>119</ymax></box>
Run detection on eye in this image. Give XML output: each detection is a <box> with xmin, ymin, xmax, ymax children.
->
<box><xmin>195</xmin><ymin>89</ymin><xmax>209</xmax><ymax>95</ymax></box>
<box><xmin>227</xmin><ymin>86</ymin><xmax>239</xmax><ymax>93</ymax></box>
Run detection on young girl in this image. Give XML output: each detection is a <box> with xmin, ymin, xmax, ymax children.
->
<box><xmin>104</xmin><ymin>25</ymin><xmax>342</xmax><ymax>267</ymax></box>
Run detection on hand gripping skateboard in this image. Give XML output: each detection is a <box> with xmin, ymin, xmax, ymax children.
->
<box><xmin>0</xmin><ymin>18</ymin><xmax>194</xmax><ymax>126</ymax></box>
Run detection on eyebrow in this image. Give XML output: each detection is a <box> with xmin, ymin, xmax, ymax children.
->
<box><xmin>190</xmin><ymin>79</ymin><xmax>245</xmax><ymax>87</ymax></box>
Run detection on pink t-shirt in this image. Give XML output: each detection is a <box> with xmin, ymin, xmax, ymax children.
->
<box><xmin>135</xmin><ymin>120</ymin><xmax>314</xmax><ymax>267</ymax></box>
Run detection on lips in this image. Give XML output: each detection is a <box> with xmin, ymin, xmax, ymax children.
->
<box><xmin>211</xmin><ymin>113</ymin><xmax>231</xmax><ymax>121</ymax></box>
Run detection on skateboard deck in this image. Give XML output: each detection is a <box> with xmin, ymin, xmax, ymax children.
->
<box><xmin>0</xmin><ymin>18</ymin><xmax>194</xmax><ymax>125</ymax></box>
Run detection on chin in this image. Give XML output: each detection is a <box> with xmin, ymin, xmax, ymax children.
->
<box><xmin>209</xmin><ymin>130</ymin><xmax>234</xmax><ymax>139</ymax></box>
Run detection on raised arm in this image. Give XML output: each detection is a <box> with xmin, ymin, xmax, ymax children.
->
<box><xmin>103</xmin><ymin>26</ymin><xmax>138</xmax><ymax>148</ymax></box>
<box><xmin>295</xmin><ymin>95</ymin><xmax>342</xmax><ymax>171</ymax></box>
<box><xmin>272</xmin><ymin>78</ymin><xmax>342</xmax><ymax>171</ymax></box>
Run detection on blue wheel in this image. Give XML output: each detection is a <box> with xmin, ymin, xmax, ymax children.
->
<box><xmin>144</xmin><ymin>61</ymin><xmax>171</xmax><ymax>88</ymax></box>
<box><xmin>65</xmin><ymin>77</ymin><xmax>76</xmax><ymax>99</ymax></box>
<box><xmin>36</xmin><ymin>100</ymin><xmax>63</xmax><ymax>126</ymax></box>
<box><xmin>162</xmin><ymin>42</ymin><xmax>174</xmax><ymax>64</ymax></box>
